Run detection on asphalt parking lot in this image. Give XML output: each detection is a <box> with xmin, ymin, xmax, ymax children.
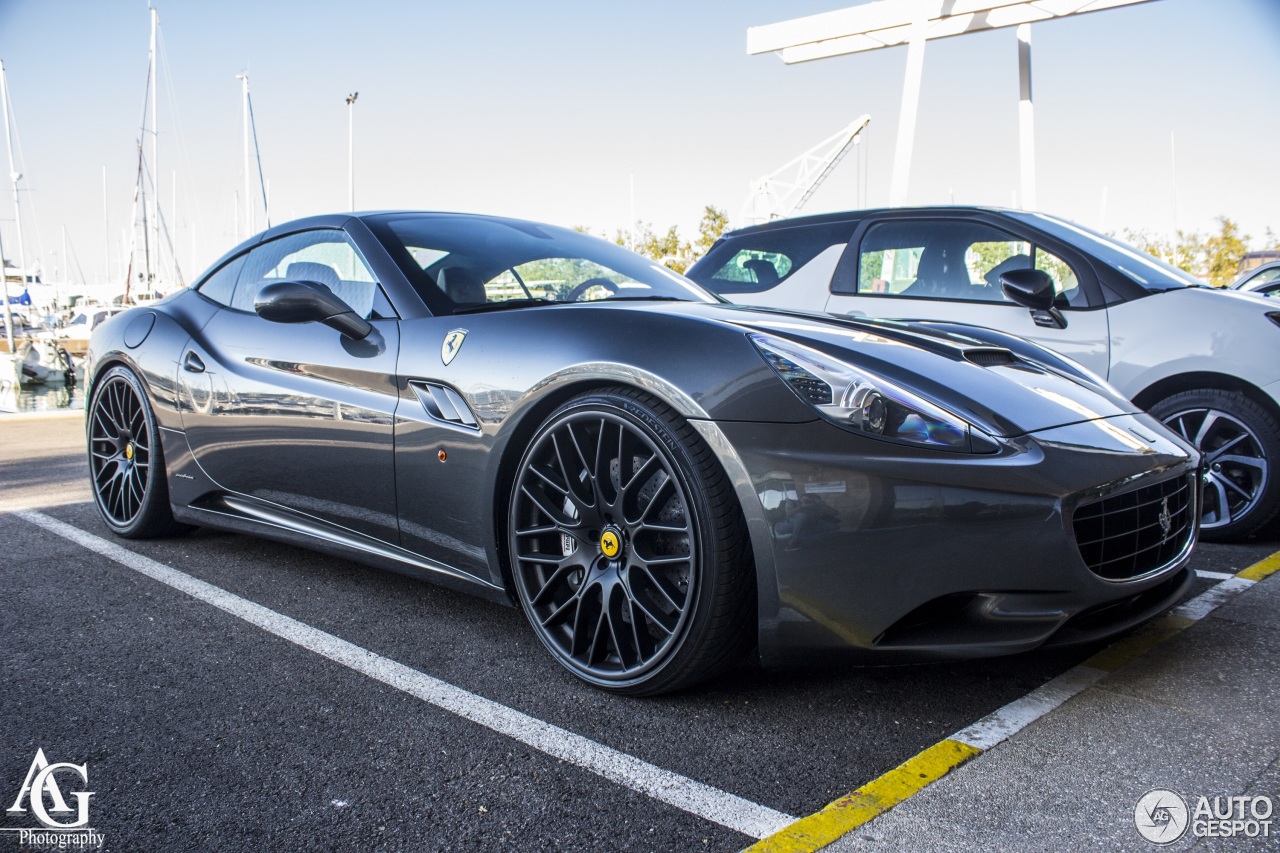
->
<box><xmin>2</xmin><ymin>415</ymin><xmax>1277</xmax><ymax>852</ymax></box>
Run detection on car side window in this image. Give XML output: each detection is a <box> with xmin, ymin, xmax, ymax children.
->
<box><xmin>688</xmin><ymin>222</ymin><xmax>854</xmax><ymax>295</ymax></box>
<box><xmin>1034</xmin><ymin>247</ymin><xmax>1086</xmax><ymax>307</ymax></box>
<box><xmin>1249</xmin><ymin>267</ymin><xmax>1280</xmax><ymax>286</ymax></box>
<box><xmin>856</xmin><ymin>221</ymin><xmax>1086</xmax><ymax>307</ymax></box>
<box><xmin>194</xmin><ymin>255</ymin><xmax>246</xmax><ymax>307</ymax></box>
<box><xmin>230</xmin><ymin>231</ymin><xmax>384</xmax><ymax>318</ymax></box>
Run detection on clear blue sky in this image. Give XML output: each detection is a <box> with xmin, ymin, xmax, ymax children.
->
<box><xmin>1</xmin><ymin>0</ymin><xmax>1277</xmax><ymax>285</ymax></box>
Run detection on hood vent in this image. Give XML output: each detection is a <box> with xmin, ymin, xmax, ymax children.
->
<box><xmin>964</xmin><ymin>348</ymin><xmax>1018</xmax><ymax>367</ymax></box>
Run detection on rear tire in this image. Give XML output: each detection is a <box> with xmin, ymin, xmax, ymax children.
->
<box><xmin>508</xmin><ymin>387</ymin><xmax>754</xmax><ymax>695</ymax></box>
<box><xmin>1152</xmin><ymin>388</ymin><xmax>1280</xmax><ymax>541</ymax></box>
<box><xmin>88</xmin><ymin>365</ymin><xmax>187</xmax><ymax>539</ymax></box>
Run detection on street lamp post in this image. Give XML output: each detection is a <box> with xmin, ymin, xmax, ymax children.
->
<box><xmin>346</xmin><ymin>92</ymin><xmax>358</xmax><ymax>212</ymax></box>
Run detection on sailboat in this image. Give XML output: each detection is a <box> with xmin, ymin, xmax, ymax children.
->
<box><xmin>0</xmin><ymin>59</ymin><xmax>76</xmax><ymax>389</ymax></box>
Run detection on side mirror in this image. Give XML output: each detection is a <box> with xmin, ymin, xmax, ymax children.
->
<box><xmin>1000</xmin><ymin>269</ymin><xmax>1067</xmax><ymax>329</ymax></box>
<box><xmin>254</xmin><ymin>280</ymin><xmax>372</xmax><ymax>340</ymax></box>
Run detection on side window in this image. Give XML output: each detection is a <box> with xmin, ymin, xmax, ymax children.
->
<box><xmin>688</xmin><ymin>222</ymin><xmax>854</xmax><ymax>295</ymax></box>
<box><xmin>230</xmin><ymin>231</ymin><xmax>381</xmax><ymax>318</ymax></box>
<box><xmin>857</xmin><ymin>220</ymin><xmax>1084</xmax><ymax>306</ymax></box>
<box><xmin>1247</xmin><ymin>267</ymin><xmax>1280</xmax><ymax>287</ymax></box>
<box><xmin>194</xmin><ymin>255</ymin><xmax>245</xmax><ymax>307</ymax></box>
<box><xmin>706</xmin><ymin>250</ymin><xmax>793</xmax><ymax>292</ymax></box>
<box><xmin>1035</xmin><ymin>248</ymin><xmax>1086</xmax><ymax>308</ymax></box>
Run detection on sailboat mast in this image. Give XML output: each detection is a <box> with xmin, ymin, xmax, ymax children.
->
<box><xmin>149</xmin><ymin>6</ymin><xmax>160</xmax><ymax>292</ymax></box>
<box><xmin>239</xmin><ymin>73</ymin><xmax>252</xmax><ymax>239</ymax></box>
<box><xmin>1</xmin><ymin>59</ymin><xmax>29</xmax><ymax>292</ymax></box>
<box><xmin>102</xmin><ymin>165</ymin><xmax>109</xmax><ymax>286</ymax></box>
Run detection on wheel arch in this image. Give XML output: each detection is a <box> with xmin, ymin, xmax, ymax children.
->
<box><xmin>487</xmin><ymin>376</ymin><xmax>757</xmax><ymax>612</ymax></box>
<box><xmin>1132</xmin><ymin>371</ymin><xmax>1280</xmax><ymax>423</ymax></box>
<box><xmin>489</xmin><ymin>378</ymin><xmax>664</xmax><ymax>601</ymax></box>
<box><xmin>86</xmin><ymin>352</ymin><xmax>147</xmax><ymax>409</ymax></box>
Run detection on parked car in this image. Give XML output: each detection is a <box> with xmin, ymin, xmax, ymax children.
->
<box><xmin>85</xmin><ymin>212</ymin><xmax>1199</xmax><ymax>694</ymax></box>
<box><xmin>687</xmin><ymin>207</ymin><xmax>1280</xmax><ymax>540</ymax></box>
<box><xmin>1231</xmin><ymin>260</ymin><xmax>1280</xmax><ymax>297</ymax></box>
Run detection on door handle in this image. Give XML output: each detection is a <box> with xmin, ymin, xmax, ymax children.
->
<box><xmin>183</xmin><ymin>351</ymin><xmax>206</xmax><ymax>373</ymax></box>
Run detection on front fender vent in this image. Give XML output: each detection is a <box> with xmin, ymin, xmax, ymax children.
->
<box><xmin>410</xmin><ymin>381</ymin><xmax>480</xmax><ymax>431</ymax></box>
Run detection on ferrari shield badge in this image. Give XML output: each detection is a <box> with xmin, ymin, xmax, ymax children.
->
<box><xmin>441</xmin><ymin>329</ymin><xmax>468</xmax><ymax>366</ymax></box>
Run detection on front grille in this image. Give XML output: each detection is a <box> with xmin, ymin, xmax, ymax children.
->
<box><xmin>1073</xmin><ymin>474</ymin><xmax>1195</xmax><ymax>580</ymax></box>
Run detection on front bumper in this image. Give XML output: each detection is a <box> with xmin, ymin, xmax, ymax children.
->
<box><xmin>695</xmin><ymin>413</ymin><xmax>1200</xmax><ymax>668</ymax></box>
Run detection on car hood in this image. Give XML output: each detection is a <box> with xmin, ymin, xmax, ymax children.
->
<box><xmin>680</xmin><ymin>302</ymin><xmax>1140</xmax><ymax>438</ymax></box>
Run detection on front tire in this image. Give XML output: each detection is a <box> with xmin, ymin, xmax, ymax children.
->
<box><xmin>1152</xmin><ymin>388</ymin><xmax>1280</xmax><ymax>541</ymax></box>
<box><xmin>508</xmin><ymin>388</ymin><xmax>753</xmax><ymax>695</ymax></box>
<box><xmin>88</xmin><ymin>365</ymin><xmax>185</xmax><ymax>539</ymax></box>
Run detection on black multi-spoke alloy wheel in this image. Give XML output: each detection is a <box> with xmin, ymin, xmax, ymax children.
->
<box><xmin>509</xmin><ymin>388</ymin><xmax>753</xmax><ymax>695</ymax></box>
<box><xmin>88</xmin><ymin>365</ymin><xmax>184</xmax><ymax>539</ymax></box>
<box><xmin>1152</xmin><ymin>388</ymin><xmax>1280</xmax><ymax>541</ymax></box>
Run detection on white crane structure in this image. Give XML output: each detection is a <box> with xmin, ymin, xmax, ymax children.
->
<box><xmin>748</xmin><ymin>0</ymin><xmax>1161</xmax><ymax>209</ymax></box>
<box><xmin>743</xmin><ymin>114</ymin><xmax>870</xmax><ymax>224</ymax></box>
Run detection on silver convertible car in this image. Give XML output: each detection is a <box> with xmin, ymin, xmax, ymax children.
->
<box><xmin>87</xmin><ymin>212</ymin><xmax>1199</xmax><ymax>694</ymax></box>
<box><xmin>688</xmin><ymin>207</ymin><xmax>1280</xmax><ymax>541</ymax></box>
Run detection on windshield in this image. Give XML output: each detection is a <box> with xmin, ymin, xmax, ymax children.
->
<box><xmin>1013</xmin><ymin>212</ymin><xmax>1204</xmax><ymax>291</ymax></box>
<box><xmin>365</xmin><ymin>214</ymin><xmax>718</xmax><ymax>316</ymax></box>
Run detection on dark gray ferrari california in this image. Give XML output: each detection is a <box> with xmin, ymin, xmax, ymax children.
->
<box><xmin>86</xmin><ymin>212</ymin><xmax>1201</xmax><ymax>694</ymax></box>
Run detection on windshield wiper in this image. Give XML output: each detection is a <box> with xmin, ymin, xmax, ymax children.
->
<box><xmin>452</xmin><ymin>298</ymin><xmax>561</xmax><ymax>314</ymax></box>
<box><xmin>596</xmin><ymin>295</ymin><xmax>688</xmax><ymax>303</ymax></box>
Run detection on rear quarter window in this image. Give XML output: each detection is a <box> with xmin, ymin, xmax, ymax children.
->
<box><xmin>689</xmin><ymin>222</ymin><xmax>855</xmax><ymax>295</ymax></box>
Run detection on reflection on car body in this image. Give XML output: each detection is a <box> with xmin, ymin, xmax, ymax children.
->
<box><xmin>86</xmin><ymin>211</ymin><xmax>1201</xmax><ymax>694</ymax></box>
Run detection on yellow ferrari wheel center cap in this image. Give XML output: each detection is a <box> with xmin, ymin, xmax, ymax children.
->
<box><xmin>125</xmin><ymin>443</ymin><xmax>134</xmax><ymax>460</ymax></box>
<box><xmin>600</xmin><ymin>529</ymin><xmax>621</xmax><ymax>559</ymax></box>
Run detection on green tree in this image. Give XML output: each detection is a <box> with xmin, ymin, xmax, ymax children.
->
<box><xmin>1203</xmin><ymin>217</ymin><xmax>1249</xmax><ymax>287</ymax></box>
<box><xmin>1120</xmin><ymin>228</ymin><xmax>1206</xmax><ymax>279</ymax></box>
<box><xmin>694</xmin><ymin>206</ymin><xmax>729</xmax><ymax>258</ymax></box>
<box><xmin>613</xmin><ymin>205</ymin><xmax>730</xmax><ymax>274</ymax></box>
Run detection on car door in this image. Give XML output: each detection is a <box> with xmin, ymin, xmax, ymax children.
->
<box><xmin>824</xmin><ymin>216</ymin><xmax>1112</xmax><ymax>377</ymax></box>
<box><xmin>178</xmin><ymin>228</ymin><xmax>402</xmax><ymax>544</ymax></box>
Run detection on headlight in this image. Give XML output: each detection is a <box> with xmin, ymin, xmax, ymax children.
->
<box><xmin>750</xmin><ymin>333</ymin><xmax>997</xmax><ymax>453</ymax></box>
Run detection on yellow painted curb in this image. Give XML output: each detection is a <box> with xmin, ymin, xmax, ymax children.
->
<box><xmin>1083</xmin><ymin>613</ymin><xmax>1194</xmax><ymax>673</ymax></box>
<box><xmin>742</xmin><ymin>549</ymin><xmax>1280</xmax><ymax>853</ymax></box>
<box><xmin>1237</xmin><ymin>551</ymin><xmax>1280</xmax><ymax>582</ymax></box>
<box><xmin>744</xmin><ymin>739</ymin><xmax>981</xmax><ymax>852</ymax></box>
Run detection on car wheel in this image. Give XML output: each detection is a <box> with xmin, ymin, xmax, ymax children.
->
<box><xmin>1152</xmin><ymin>389</ymin><xmax>1280</xmax><ymax>541</ymax></box>
<box><xmin>509</xmin><ymin>388</ymin><xmax>753</xmax><ymax>695</ymax></box>
<box><xmin>88</xmin><ymin>365</ymin><xmax>185</xmax><ymax>539</ymax></box>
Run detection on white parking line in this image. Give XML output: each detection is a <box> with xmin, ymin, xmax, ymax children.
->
<box><xmin>951</xmin><ymin>573</ymin><xmax>1258</xmax><ymax>753</ymax></box>
<box><xmin>15</xmin><ymin>509</ymin><xmax>795</xmax><ymax>840</ymax></box>
<box><xmin>1195</xmin><ymin>569</ymin><xmax>1236</xmax><ymax>581</ymax></box>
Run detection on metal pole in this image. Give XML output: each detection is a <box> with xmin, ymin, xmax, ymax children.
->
<box><xmin>888</xmin><ymin>0</ymin><xmax>928</xmax><ymax>207</ymax></box>
<box><xmin>1</xmin><ymin>59</ymin><xmax>29</xmax><ymax>295</ymax></box>
<box><xmin>1017</xmin><ymin>23</ymin><xmax>1036</xmax><ymax>210</ymax></box>
<box><xmin>0</xmin><ymin>218</ymin><xmax>13</xmax><ymax>355</ymax></box>
<box><xmin>346</xmin><ymin>92</ymin><xmax>358</xmax><ymax>212</ymax></box>
<box><xmin>102</xmin><ymin>165</ymin><xmax>109</xmax><ymax>286</ymax></box>
<box><xmin>149</xmin><ymin>7</ymin><xmax>160</xmax><ymax>291</ymax></box>
<box><xmin>239</xmin><ymin>73</ymin><xmax>252</xmax><ymax>238</ymax></box>
<box><xmin>172</xmin><ymin>169</ymin><xmax>177</xmax><ymax>284</ymax></box>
